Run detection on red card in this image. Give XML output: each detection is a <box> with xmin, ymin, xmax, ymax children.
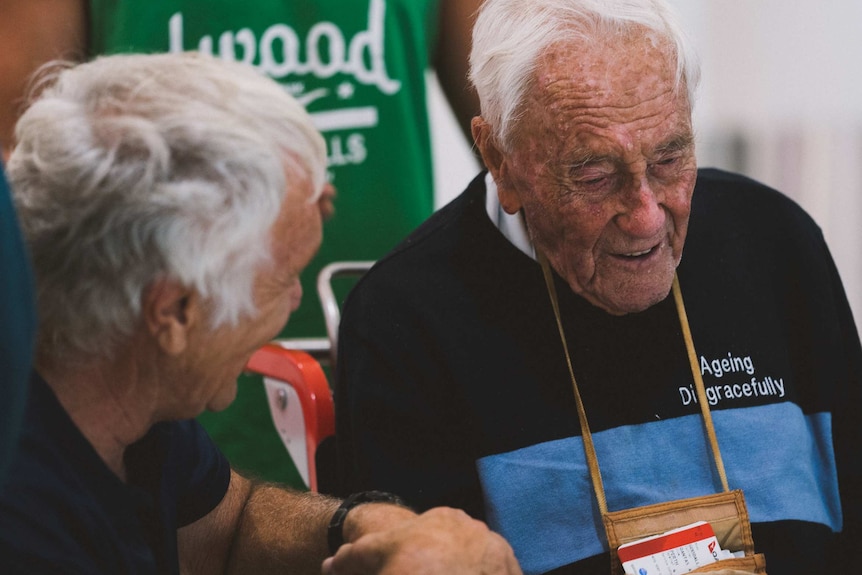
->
<box><xmin>617</xmin><ymin>521</ymin><xmax>717</xmax><ymax>564</ymax></box>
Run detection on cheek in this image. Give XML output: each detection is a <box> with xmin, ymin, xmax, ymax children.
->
<box><xmin>549</xmin><ymin>203</ymin><xmax>613</xmax><ymax>252</ymax></box>
<box><xmin>270</xmin><ymin>282</ymin><xmax>302</xmax><ymax>332</ymax></box>
<box><xmin>287</xmin><ymin>281</ymin><xmax>303</xmax><ymax>312</ymax></box>
<box><xmin>668</xmin><ymin>169</ymin><xmax>696</xmax><ymax>209</ymax></box>
<box><xmin>524</xmin><ymin>197</ymin><xmax>612</xmax><ymax>249</ymax></box>
<box><xmin>672</xmin><ymin>192</ymin><xmax>693</xmax><ymax>220</ymax></box>
<box><xmin>528</xmin><ymin>204</ymin><xmax>609</xmax><ymax>276</ymax></box>
<box><xmin>666</xmin><ymin>186</ymin><xmax>694</xmax><ymax>236</ymax></box>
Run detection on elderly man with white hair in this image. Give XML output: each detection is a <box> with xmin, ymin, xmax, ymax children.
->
<box><xmin>0</xmin><ymin>52</ymin><xmax>522</xmax><ymax>575</ymax></box>
<box><xmin>334</xmin><ymin>0</ymin><xmax>861</xmax><ymax>573</ymax></box>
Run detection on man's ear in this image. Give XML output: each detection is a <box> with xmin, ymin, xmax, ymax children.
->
<box><xmin>142</xmin><ymin>279</ymin><xmax>199</xmax><ymax>356</ymax></box>
<box><xmin>471</xmin><ymin>116</ymin><xmax>522</xmax><ymax>214</ymax></box>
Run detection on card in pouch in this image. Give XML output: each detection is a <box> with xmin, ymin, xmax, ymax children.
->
<box><xmin>618</xmin><ymin>521</ymin><xmax>729</xmax><ymax>575</ymax></box>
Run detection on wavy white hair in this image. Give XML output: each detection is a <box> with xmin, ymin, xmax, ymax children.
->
<box><xmin>8</xmin><ymin>52</ymin><xmax>327</xmax><ymax>361</ymax></box>
<box><xmin>470</xmin><ymin>0</ymin><xmax>701</xmax><ymax>151</ymax></box>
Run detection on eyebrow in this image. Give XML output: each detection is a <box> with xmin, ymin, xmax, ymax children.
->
<box><xmin>562</xmin><ymin>132</ymin><xmax>695</xmax><ymax>171</ymax></box>
<box><xmin>566</xmin><ymin>150</ymin><xmax>614</xmax><ymax>170</ymax></box>
<box><xmin>654</xmin><ymin>133</ymin><xmax>695</xmax><ymax>155</ymax></box>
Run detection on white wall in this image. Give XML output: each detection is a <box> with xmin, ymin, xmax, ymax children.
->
<box><xmin>429</xmin><ymin>1</ymin><xmax>862</xmax><ymax>327</ymax></box>
<box><xmin>672</xmin><ymin>0</ymin><xmax>862</xmax><ymax>328</ymax></box>
<box><xmin>427</xmin><ymin>71</ymin><xmax>479</xmax><ymax>208</ymax></box>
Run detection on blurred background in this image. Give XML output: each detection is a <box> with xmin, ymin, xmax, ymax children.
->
<box><xmin>429</xmin><ymin>0</ymin><xmax>862</xmax><ymax>332</ymax></box>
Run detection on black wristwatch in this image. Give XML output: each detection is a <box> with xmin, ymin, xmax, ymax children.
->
<box><xmin>327</xmin><ymin>490</ymin><xmax>407</xmax><ymax>555</ymax></box>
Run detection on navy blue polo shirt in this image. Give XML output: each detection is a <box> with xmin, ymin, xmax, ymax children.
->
<box><xmin>0</xmin><ymin>372</ymin><xmax>232</xmax><ymax>574</ymax></box>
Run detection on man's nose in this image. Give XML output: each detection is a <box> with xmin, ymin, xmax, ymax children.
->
<box><xmin>614</xmin><ymin>179</ymin><xmax>665</xmax><ymax>237</ymax></box>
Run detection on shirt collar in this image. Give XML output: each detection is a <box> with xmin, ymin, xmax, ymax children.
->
<box><xmin>483</xmin><ymin>172</ymin><xmax>536</xmax><ymax>261</ymax></box>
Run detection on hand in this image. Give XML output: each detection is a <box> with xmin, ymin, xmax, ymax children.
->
<box><xmin>321</xmin><ymin>507</ymin><xmax>522</xmax><ymax>575</ymax></box>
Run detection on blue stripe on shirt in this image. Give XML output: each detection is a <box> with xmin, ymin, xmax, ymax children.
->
<box><xmin>476</xmin><ymin>403</ymin><xmax>839</xmax><ymax>575</ymax></box>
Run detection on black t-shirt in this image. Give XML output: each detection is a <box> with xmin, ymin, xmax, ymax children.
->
<box><xmin>0</xmin><ymin>372</ymin><xmax>231</xmax><ymax>574</ymax></box>
<box><xmin>336</xmin><ymin>169</ymin><xmax>862</xmax><ymax>574</ymax></box>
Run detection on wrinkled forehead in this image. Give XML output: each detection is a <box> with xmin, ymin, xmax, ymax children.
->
<box><xmin>533</xmin><ymin>31</ymin><xmax>682</xmax><ymax>109</ymax></box>
<box><xmin>507</xmin><ymin>34</ymin><xmax>691</xmax><ymax>154</ymax></box>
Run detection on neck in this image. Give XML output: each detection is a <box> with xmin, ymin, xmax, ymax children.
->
<box><xmin>37</xmin><ymin>351</ymin><xmax>159</xmax><ymax>481</ymax></box>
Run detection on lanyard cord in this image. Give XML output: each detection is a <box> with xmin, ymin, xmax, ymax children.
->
<box><xmin>671</xmin><ymin>273</ymin><xmax>731</xmax><ymax>492</ymax></box>
<box><xmin>537</xmin><ymin>254</ymin><xmax>730</xmax><ymax>515</ymax></box>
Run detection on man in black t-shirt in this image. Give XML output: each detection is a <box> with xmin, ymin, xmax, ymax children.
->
<box><xmin>335</xmin><ymin>1</ymin><xmax>862</xmax><ymax>573</ymax></box>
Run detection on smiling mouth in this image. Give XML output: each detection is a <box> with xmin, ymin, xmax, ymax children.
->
<box><xmin>617</xmin><ymin>244</ymin><xmax>659</xmax><ymax>259</ymax></box>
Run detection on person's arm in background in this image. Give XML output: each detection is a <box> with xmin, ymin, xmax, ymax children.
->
<box><xmin>0</xmin><ymin>0</ymin><xmax>87</xmax><ymax>159</ymax></box>
<box><xmin>435</xmin><ymin>0</ymin><xmax>482</xmax><ymax>145</ymax></box>
<box><xmin>177</xmin><ymin>470</ymin><xmax>521</xmax><ymax>575</ymax></box>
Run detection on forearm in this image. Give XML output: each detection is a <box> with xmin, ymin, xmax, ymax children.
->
<box><xmin>435</xmin><ymin>0</ymin><xmax>482</xmax><ymax>141</ymax></box>
<box><xmin>0</xmin><ymin>0</ymin><xmax>87</xmax><ymax>158</ymax></box>
<box><xmin>179</xmin><ymin>471</ymin><xmax>416</xmax><ymax>575</ymax></box>
<box><xmin>182</xmin><ymin>473</ymin><xmax>519</xmax><ymax>575</ymax></box>
<box><xmin>226</xmin><ymin>484</ymin><xmax>342</xmax><ymax>575</ymax></box>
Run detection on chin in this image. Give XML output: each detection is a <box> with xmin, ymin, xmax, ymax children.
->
<box><xmin>207</xmin><ymin>397</ymin><xmax>237</xmax><ymax>413</ymax></box>
<box><xmin>207</xmin><ymin>384</ymin><xmax>239</xmax><ymax>413</ymax></box>
<box><xmin>595</xmin><ymin>280</ymin><xmax>675</xmax><ymax>315</ymax></box>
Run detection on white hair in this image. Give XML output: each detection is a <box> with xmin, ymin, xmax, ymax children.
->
<box><xmin>7</xmin><ymin>52</ymin><xmax>327</xmax><ymax>361</ymax></box>
<box><xmin>469</xmin><ymin>0</ymin><xmax>701</xmax><ymax>151</ymax></box>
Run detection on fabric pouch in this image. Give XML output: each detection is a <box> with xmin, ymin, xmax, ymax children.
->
<box><xmin>602</xmin><ymin>489</ymin><xmax>766</xmax><ymax>575</ymax></box>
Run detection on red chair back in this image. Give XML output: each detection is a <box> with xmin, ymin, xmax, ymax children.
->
<box><xmin>245</xmin><ymin>343</ymin><xmax>334</xmax><ymax>491</ymax></box>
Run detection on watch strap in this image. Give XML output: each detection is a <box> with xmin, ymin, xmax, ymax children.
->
<box><xmin>327</xmin><ymin>490</ymin><xmax>407</xmax><ymax>555</ymax></box>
